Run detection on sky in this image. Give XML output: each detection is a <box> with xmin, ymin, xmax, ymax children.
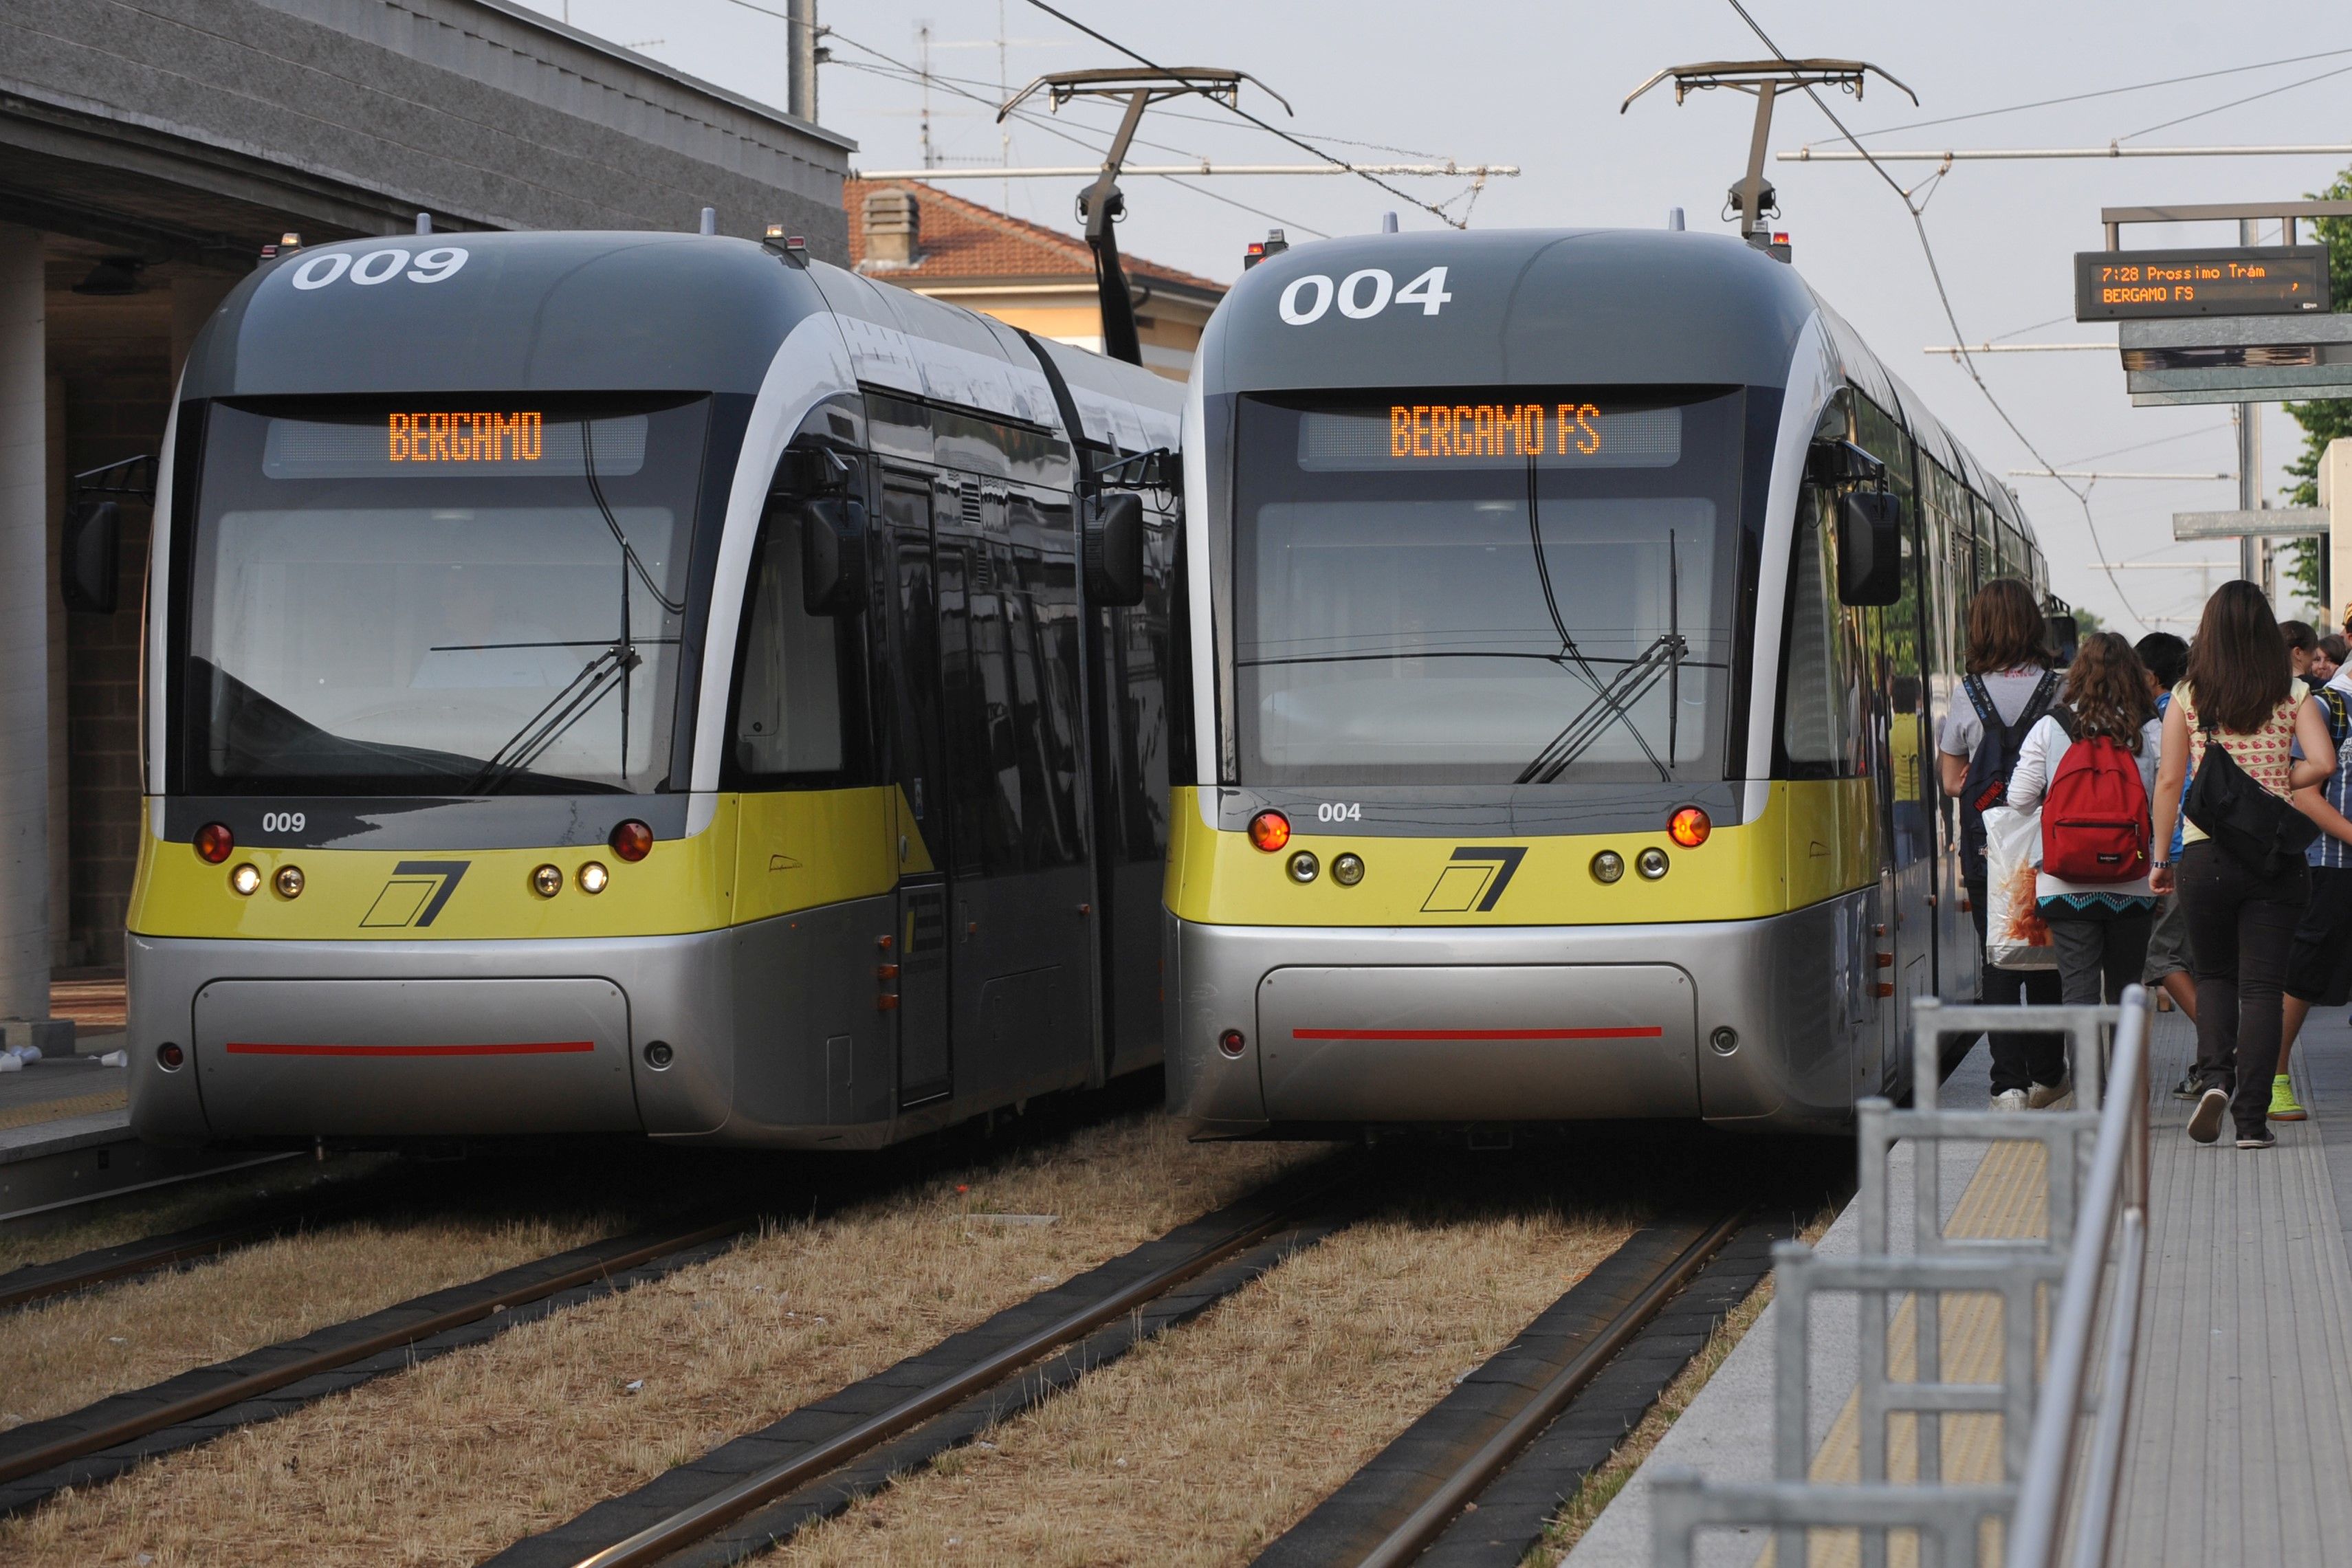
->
<box><xmin>515</xmin><ymin>0</ymin><xmax>2352</xmax><ymax>636</ymax></box>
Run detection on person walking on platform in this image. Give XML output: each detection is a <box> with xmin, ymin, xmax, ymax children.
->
<box><xmin>2005</xmin><ymin>633</ymin><xmax>2163</xmax><ymax>1018</ymax></box>
<box><xmin>1939</xmin><ymin>578</ymin><xmax>2067</xmax><ymax>1112</ymax></box>
<box><xmin>2135</xmin><ymin>631</ymin><xmax>2200</xmax><ymax>1048</ymax></box>
<box><xmin>2151</xmin><ymin>582</ymin><xmax>2334</xmax><ymax>1149</ymax></box>
<box><xmin>2272</xmin><ymin>649</ymin><xmax>2352</xmax><ymax>1121</ymax></box>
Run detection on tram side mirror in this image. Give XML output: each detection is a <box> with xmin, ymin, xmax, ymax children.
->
<box><xmin>798</xmin><ymin>496</ymin><xmax>868</xmax><ymax>617</ymax></box>
<box><xmin>2045</xmin><ymin>612</ymin><xmax>2080</xmax><ymax>667</ymax></box>
<box><xmin>1836</xmin><ymin>491</ymin><xmax>1904</xmax><ymax>606</ymax></box>
<box><xmin>1084</xmin><ymin>492</ymin><xmax>1145</xmax><ymax>608</ymax></box>
<box><xmin>61</xmin><ymin>499</ymin><xmax>121</xmax><ymax>614</ymax></box>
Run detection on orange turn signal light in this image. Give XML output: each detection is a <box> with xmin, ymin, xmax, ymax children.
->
<box><xmin>1669</xmin><ymin>806</ymin><xmax>1711</xmax><ymax>848</ymax></box>
<box><xmin>610</xmin><ymin>819</ymin><xmax>653</xmax><ymax>862</ymax></box>
<box><xmin>195</xmin><ymin>821</ymin><xmax>234</xmax><ymax>863</ymax></box>
<box><xmin>1248</xmin><ymin>810</ymin><xmax>1291</xmax><ymax>852</ymax></box>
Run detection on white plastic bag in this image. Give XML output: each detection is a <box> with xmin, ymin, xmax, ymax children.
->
<box><xmin>1982</xmin><ymin>804</ymin><xmax>2056</xmax><ymax>970</ymax></box>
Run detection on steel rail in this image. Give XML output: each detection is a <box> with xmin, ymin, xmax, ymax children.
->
<box><xmin>0</xmin><ymin>1208</ymin><xmax>333</xmax><ymax>1313</ymax></box>
<box><xmin>2004</xmin><ymin>988</ymin><xmax>2151</xmax><ymax>1568</ymax></box>
<box><xmin>1348</xmin><ymin>1206</ymin><xmax>1751</xmax><ymax>1568</ymax></box>
<box><xmin>568</xmin><ymin>1194</ymin><xmax>1325</xmax><ymax>1568</ymax></box>
<box><xmin>0</xmin><ymin>1214</ymin><xmax>751</xmax><ymax>1489</ymax></box>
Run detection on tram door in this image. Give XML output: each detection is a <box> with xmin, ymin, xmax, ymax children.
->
<box><xmin>883</xmin><ymin>478</ymin><xmax>954</xmax><ymax>1106</ymax></box>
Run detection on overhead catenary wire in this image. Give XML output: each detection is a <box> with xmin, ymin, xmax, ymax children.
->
<box><xmin>821</xmin><ymin>34</ymin><xmax>1332</xmax><ymax>236</ymax></box>
<box><xmin>1847</xmin><ymin>45</ymin><xmax>2352</xmax><ymax>141</ymax></box>
<box><xmin>2115</xmin><ymin>60</ymin><xmax>2352</xmax><ymax>143</ymax></box>
<box><xmin>1014</xmin><ymin>0</ymin><xmax>1474</xmax><ymax>228</ymax></box>
<box><xmin>1719</xmin><ymin>0</ymin><xmax>2148</xmax><ymax>631</ymax></box>
<box><xmin>702</xmin><ymin>0</ymin><xmax>1332</xmax><ymax>234</ymax></box>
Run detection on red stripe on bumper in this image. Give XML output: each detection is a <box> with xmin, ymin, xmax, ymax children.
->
<box><xmin>1290</xmin><ymin>1026</ymin><xmax>1664</xmax><ymax>1041</ymax></box>
<box><xmin>222</xmin><ymin>1041</ymin><xmax>597</xmax><ymax>1058</ymax></box>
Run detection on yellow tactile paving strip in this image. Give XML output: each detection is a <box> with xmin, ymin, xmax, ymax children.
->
<box><xmin>1759</xmin><ymin>1127</ymin><xmax>2056</xmax><ymax>1568</ymax></box>
<box><xmin>0</xmin><ymin>1085</ymin><xmax>129</xmax><ymax>1132</ymax></box>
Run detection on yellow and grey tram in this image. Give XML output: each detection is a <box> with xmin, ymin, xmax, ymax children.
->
<box><xmin>122</xmin><ymin>229</ymin><xmax>1183</xmax><ymax>1148</ymax></box>
<box><xmin>1165</xmin><ymin>228</ymin><xmax>2048</xmax><ymax>1136</ymax></box>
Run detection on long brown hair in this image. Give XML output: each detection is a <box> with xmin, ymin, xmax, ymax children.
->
<box><xmin>2184</xmin><ymin>579</ymin><xmax>2292</xmax><ymax>733</ymax></box>
<box><xmin>2063</xmin><ymin>632</ymin><xmax>2155</xmax><ymax>749</ymax></box>
<box><xmin>1964</xmin><ymin>577</ymin><xmax>2047</xmax><ymax>674</ymax></box>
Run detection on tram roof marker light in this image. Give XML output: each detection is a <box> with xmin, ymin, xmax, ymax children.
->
<box><xmin>996</xmin><ymin>65</ymin><xmax>1292</xmax><ymax>367</ymax></box>
<box><xmin>1621</xmin><ymin>58</ymin><xmax>1915</xmax><ymax>244</ymax></box>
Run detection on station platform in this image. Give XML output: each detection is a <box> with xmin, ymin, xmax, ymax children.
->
<box><xmin>1566</xmin><ymin>1004</ymin><xmax>2352</xmax><ymax>1567</ymax></box>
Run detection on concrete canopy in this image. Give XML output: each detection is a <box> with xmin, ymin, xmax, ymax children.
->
<box><xmin>1</xmin><ymin>0</ymin><xmax>854</xmax><ymax>263</ymax></box>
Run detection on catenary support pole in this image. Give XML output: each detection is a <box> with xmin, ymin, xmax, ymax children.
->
<box><xmin>0</xmin><ymin>225</ymin><xmax>51</xmax><ymax>1024</ymax></box>
<box><xmin>2238</xmin><ymin>217</ymin><xmax>2265</xmax><ymax>590</ymax></box>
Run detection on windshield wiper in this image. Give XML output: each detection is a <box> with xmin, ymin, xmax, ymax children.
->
<box><xmin>465</xmin><ymin>643</ymin><xmax>640</xmax><ymax>793</ymax></box>
<box><xmin>1518</xmin><ymin>474</ymin><xmax>1684</xmax><ymax>784</ymax></box>
<box><xmin>1515</xmin><ymin>634</ymin><xmax>1689</xmax><ymax>785</ymax></box>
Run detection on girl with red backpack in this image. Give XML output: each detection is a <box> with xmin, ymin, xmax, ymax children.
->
<box><xmin>2003</xmin><ymin>634</ymin><xmax>2164</xmax><ymax>1081</ymax></box>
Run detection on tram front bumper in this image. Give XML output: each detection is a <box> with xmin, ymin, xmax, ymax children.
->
<box><xmin>1164</xmin><ymin>904</ymin><xmax>1862</xmax><ymax>1136</ymax></box>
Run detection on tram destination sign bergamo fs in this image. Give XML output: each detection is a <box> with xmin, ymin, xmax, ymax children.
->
<box><xmin>2074</xmin><ymin>245</ymin><xmax>2331</xmax><ymax>321</ymax></box>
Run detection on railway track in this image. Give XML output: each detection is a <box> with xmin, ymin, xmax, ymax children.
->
<box><xmin>481</xmin><ymin>1159</ymin><xmax>1357</xmax><ymax>1568</ymax></box>
<box><xmin>0</xmin><ymin>1211</ymin><xmax>756</xmax><ymax>1516</ymax></box>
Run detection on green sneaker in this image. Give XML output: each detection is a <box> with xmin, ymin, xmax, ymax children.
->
<box><xmin>2270</xmin><ymin>1075</ymin><xmax>2308</xmax><ymax>1123</ymax></box>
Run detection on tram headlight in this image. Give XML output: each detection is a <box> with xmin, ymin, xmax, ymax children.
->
<box><xmin>230</xmin><ymin>863</ymin><xmax>262</xmax><ymax>897</ymax></box>
<box><xmin>578</xmin><ymin>861</ymin><xmax>611</xmax><ymax>894</ymax></box>
<box><xmin>530</xmin><ymin>863</ymin><xmax>563</xmax><ymax>898</ymax></box>
<box><xmin>1249</xmin><ymin>810</ymin><xmax>1291</xmax><ymax>852</ymax></box>
<box><xmin>1332</xmin><ymin>852</ymin><xmax>1365</xmax><ymax>886</ymax></box>
<box><xmin>1669</xmin><ymin>806</ymin><xmax>1712</xmax><ymax>848</ymax></box>
<box><xmin>1636</xmin><ymin>847</ymin><xmax>1671</xmax><ymax>880</ymax></box>
<box><xmin>1287</xmin><ymin>850</ymin><xmax>1320</xmax><ymax>884</ymax></box>
<box><xmin>195</xmin><ymin>822</ymin><xmax>234</xmax><ymax>864</ymax></box>
<box><xmin>610</xmin><ymin>819</ymin><xmax>653</xmax><ymax>862</ymax></box>
<box><xmin>273</xmin><ymin>865</ymin><xmax>305</xmax><ymax>899</ymax></box>
<box><xmin>1590</xmin><ymin>850</ymin><xmax>1625</xmax><ymax>884</ymax></box>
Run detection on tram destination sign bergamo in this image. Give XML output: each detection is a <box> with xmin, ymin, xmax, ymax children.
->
<box><xmin>2074</xmin><ymin>245</ymin><xmax>2331</xmax><ymax>321</ymax></box>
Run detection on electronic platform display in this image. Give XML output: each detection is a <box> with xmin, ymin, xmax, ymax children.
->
<box><xmin>2074</xmin><ymin>245</ymin><xmax>2331</xmax><ymax>320</ymax></box>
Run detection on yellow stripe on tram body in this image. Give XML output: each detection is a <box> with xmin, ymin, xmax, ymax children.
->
<box><xmin>127</xmin><ymin>786</ymin><xmax>931</xmax><ymax>941</ymax></box>
<box><xmin>1163</xmin><ymin>780</ymin><xmax>1882</xmax><ymax>927</ymax></box>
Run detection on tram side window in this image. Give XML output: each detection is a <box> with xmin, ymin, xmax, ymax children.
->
<box><xmin>735</xmin><ymin>505</ymin><xmax>845</xmax><ymax>775</ymax></box>
<box><xmin>1781</xmin><ymin>487</ymin><xmax>1860</xmax><ymax>776</ymax></box>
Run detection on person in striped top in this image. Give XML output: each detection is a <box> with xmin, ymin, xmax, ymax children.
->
<box><xmin>2275</xmin><ymin>645</ymin><xmax>2352</xmax><ymax>1120</ymax></box>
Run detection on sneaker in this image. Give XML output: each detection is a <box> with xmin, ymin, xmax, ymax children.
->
<box><xmin>2238</xmin><ymin>1130</ymin><xmax>2278</xmax><ymax>1150</ymax></box>
<box><xmin>2270</xmin><ymin>1076</ymin><xmax>2309</xmax><ymax>1123</ymax></box>
<box><xmin>2171</xmin><ymin>1072</ymin><xmax>2203</xmax><ymax>1102</ymax></box>
<box><xmin>1992</xmin><ymin>1089</ymin><xmax>2030</xmax><ymax>1114</ymax></box>
<box><xmin>2027</xmin><ymin>1079</ymin><xmax>2072</xmax><ymax>1110</ymax></box>
<box><xmin>2188</xmin><ymin>1086</ymin><xmax>2230</xmax><ymax>1144</ymax></box>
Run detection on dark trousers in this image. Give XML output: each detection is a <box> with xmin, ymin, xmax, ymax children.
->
<box><xmin>1967</xmin><ymin>878</ymin><xmax>2067</xmax><ymax>1093</ymax></box>
<box><xmin>2177</xmin><ymin>841</ymin><xmax>2309</xmax><ymax>1136</ymax></box>
<box><xmin>2045</xmin><ymin>903</ymin><xmax>2155</xmax><ymax>1008</ymax></box>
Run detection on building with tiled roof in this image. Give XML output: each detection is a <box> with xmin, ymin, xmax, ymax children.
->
<box><xmin>846</xmin><ymin>177</ymin><xmax>1224</xmax><ymax>380</ymax></box>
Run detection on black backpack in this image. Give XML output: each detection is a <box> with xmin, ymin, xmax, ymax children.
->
<box><xmin>1958</xmin><ymin>669</ymin><xmax>2061</xmax><ymax>882</ymax></box>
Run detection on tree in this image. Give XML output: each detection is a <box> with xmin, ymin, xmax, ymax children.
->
<box><xmin>2280</xmin><ymin>166</ymin><xmax>2352</xmax><ymax>624</ymax></box>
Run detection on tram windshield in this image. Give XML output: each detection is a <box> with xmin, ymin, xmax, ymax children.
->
<box><xmin>179</xmin><ymin>397</ymin><xmax>710</xmax><ymax>795</ymax></box>
<box><xmin>1232</xmin><ymin>389</ymin><xmax>1745</xmax><ymax>786</ymax></box>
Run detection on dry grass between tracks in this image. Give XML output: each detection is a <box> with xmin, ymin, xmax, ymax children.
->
<box><xmin>0</xmin><ymin>1211</ymin><xmax>616</xmax><ymax>1431</ymax></box>
<box><xmin>774</xmin><ymin>1184</ymin><xmax>1641</xmax><ymax>1567</ymax></box>
<box><xmin>0</xmin><ymin>1112</ymin><xmax>1321</xmax><ymax>1567</ymax></box>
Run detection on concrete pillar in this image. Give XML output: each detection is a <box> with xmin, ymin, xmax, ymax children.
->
<box><xmin>2326</xmin><ymin>437</ymin><xmax>2352</xmax><ymax>635</ymax></box>
<box><xmin>0</xmin><ymin>225</ymin><xmax>50</xmax><ymax>1022</ymax></box>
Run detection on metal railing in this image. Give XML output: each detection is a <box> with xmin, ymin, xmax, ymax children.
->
<box><xmin>1652</xmin><ymin>989</ymin><xmax>2152</xmax><ymax>1567</ymax></box>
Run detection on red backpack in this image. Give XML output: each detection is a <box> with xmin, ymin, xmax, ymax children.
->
<box><xmin>2042</xmin><ymin>729</ymin><xmax>2152</xmax><ymax>883</ymax></box>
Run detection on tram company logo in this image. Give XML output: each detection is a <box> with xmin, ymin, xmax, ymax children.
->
<box><xmin>1421</xmin><ymin>847</ymin><xmax>1527</xmax><ymax>914</ymax></box>
<box><xmin>360</xmin><ymin>860</ymin><xmax>471</xmax><ymax>928</ymax></box>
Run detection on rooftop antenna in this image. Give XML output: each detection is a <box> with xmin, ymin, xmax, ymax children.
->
<box><xmin>1622</xmin><ymin>59</ymin><xmax>1915</xmax><ymax>242</ymax></box>
<box><xmin>1000</xmin><ymin>65</ymin><xmax>1292</xmax><ymax>365</ymax></box>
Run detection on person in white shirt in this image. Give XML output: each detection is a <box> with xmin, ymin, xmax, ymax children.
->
<box><xmin>2004</xmin><ymin>632</ymin><xmax>2164</xmax><ymax>1093</ymax></box>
